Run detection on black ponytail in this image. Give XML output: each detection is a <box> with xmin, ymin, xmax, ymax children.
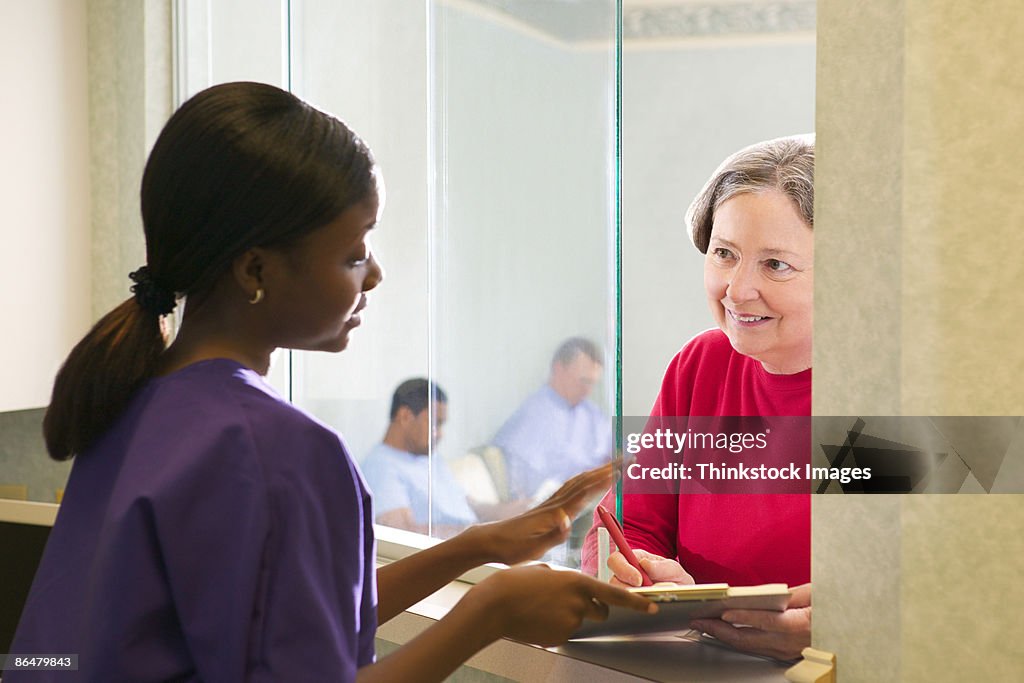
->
<box><xmin>43</xmin><ymin>299</ymin><xmax>169</xmax><ymax>460</ymax></box>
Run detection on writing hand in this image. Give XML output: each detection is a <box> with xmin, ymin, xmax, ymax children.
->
<box><xmin>607</xmin><ymin>548</ymin><xmax>695</xmax><ymax>587</ymax></box>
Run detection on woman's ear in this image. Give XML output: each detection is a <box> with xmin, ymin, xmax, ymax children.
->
<box><xmin>231</xmin><ymin>249</ymin><xmax>265</xmax><ymax>302</ymax></box>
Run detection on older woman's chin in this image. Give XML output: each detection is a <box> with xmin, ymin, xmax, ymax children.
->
<box><xmin>718</xmin><ymin>326</ymin><xmax>760</xmax><ymax>356</ymax></box>
<box><xmin>721</xmin><ymin>336</ymin><xmax>791</xmax><ymax>371</ymax></box>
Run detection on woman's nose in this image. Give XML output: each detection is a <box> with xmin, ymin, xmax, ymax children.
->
<box><xmin>726</xmin><ymin>264</ymin><xmax>759</xmax><ymax>303</ymax></box>
<box><xmin>365</xmin><ymin>251</ymin><xmax>384</xmax><ymax>291</ymax></box>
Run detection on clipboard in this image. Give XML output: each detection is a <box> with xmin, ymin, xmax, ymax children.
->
<box><xmin>571</xmin><ymin>583</ymin><xmax>791</xmax><ymax>639</ymax></box>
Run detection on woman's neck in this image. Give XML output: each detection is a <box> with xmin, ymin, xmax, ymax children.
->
<box><xmin>158</xmin><ymin>295</ymin><xmax>275</xmax><ymax>376</ymax></box>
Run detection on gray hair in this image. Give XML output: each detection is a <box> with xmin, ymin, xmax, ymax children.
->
<box><xmin>686</xmin><ymin>134</ymin><xmax>814</xmax><ymax>254</ymax></box>
<box><xmin>551</xmin><ymin>337</ymin><xmax>603</xmax><ymax>367</ymax></box>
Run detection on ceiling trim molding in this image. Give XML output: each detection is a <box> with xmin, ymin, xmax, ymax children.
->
<box><xmin>461</xmin><ymin>0</ymin><xmax>816</xmax><ymax>42</ymax></box>
<box><xmin>624</xmin><ymin>1</ymin><xmax>816</xmax><ymax>40</ymax></box>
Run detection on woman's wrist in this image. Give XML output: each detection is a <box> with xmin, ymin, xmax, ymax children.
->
<box><xmin>447</xmin><ymin>523</ymin><xmax>500</xmax><ymax>566</ymax></box>
<box><xmin>447</xmin><ymin>582</ymin><xmax>505</xmax><ymax>646</ymax></box>
<box><xmin>424</xmin><ymin>524</ymin><xmax>496</xmax><ymax>572</ymax></box>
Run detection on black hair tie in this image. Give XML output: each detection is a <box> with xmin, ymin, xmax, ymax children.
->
<box><xmin>129</xmin><ymin>266</ymin><xmax>177</xmax><ymax>316</ymax></box>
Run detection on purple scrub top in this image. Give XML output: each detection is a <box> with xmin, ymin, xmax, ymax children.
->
<box><xmin>8</xmin><ymin>359</ymin><xmax>377</xmax><ymax>682</ymax></box>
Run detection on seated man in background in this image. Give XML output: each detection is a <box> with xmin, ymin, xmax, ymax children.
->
<box><xmin>363</xmin><ymin>378</ymin><xmax>524</xmax><ymax>537</ymax></box>
<box><xmin>493</xmin><ymin>338</ymin><xmax>613</xmax><ymax>502</ymax></box>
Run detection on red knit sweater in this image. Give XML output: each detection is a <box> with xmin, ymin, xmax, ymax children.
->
<box><xmin>582</xmin><ymin>329</ymin><xmax>811</xmax><ymax>586</ymax></box>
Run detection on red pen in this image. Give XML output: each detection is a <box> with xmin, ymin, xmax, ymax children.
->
<box><xmin>597</xmin><ymin>504</ymin><xmax>654</xmax><ymax>586</ymax></box>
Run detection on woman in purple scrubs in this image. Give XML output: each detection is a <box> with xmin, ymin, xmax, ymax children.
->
<box><xmin>9</xmin><ymin>82</ymin><xmax>652</xmax><ymax>682</ymax></box>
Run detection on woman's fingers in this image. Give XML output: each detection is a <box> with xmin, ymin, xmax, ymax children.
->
<box><xmin>606</xmin><ymin>551</ymin><xmax>643</xmax><ymax>586</ymax></box>
<box><xmin>527</xmin><ymin>508</ymin><xmax>572</xmax><ymax>545</ymax></box>
<box><xmin>582</xmin><ymin>576</ymin><xmax>658</xmax><ymax>615</ymax></box>
<box><xmin>608</xmin><ymin>548</ymin><xmax>692</xmax><ymax>585</ymax></box>
<box><xmin>690</xmin><ymin>604</ymin><xmax>812</xmax><ymax>661</ymax></box>
<box><xmin>788</xmin><ymin>582</ymin><xmax>812</xmax><ymax>608</ymax></box>
<box><xmin>721</xmin><ymin>606</ymin><xmax>811</xmax><ymax>633</ymax></box>
<box><xmin>637</xmin><ymin>552</ymin><xmax>695</xmax><ymax>584</ymax></box>
<box><xmin>689</xmin><ymin>619</ymin><xmax>802</xmax><ymax>661</ymax></box>
<box><xmin>478</xmin><ymin>461</ymin><xmax>618</xmax><ymax>566</ymax></box>
<box><xmin>582</xmin><ymin>595</ymin><xmax>610</xmax><ymax>622</ymax></box>
<box><xmin>608</xmin><ymin>575</ymin><xmax>633</xmax><ymax>589</ymax></box>
<box><xmin>551</xmin><ymin>471</ymin><xmax>610</xmax><ymax>513</ymax></box>
<box><xmin>690</xmin><ymin>619</ymin><xmax>779</xmax><ymax>656</ymax></box>
<box><xmin>478</xmin><ymin>565</ymin><xmax>657</xmax><ymax>648</ymax></box>
<box><xmin>539</xmin><ymin>462</ymin><xmax>614</xmax><ymax>517</ymax></box>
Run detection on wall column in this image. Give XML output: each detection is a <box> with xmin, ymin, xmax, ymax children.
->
<box><xmin>88</xmin><ymin>0</ymin><xmax>172</xmax><ymax>318</ymax></box>
<box><xmin>814</xmin><ymin>1</ymin><xmax>1024</xmax><ymax>680</ymax></box>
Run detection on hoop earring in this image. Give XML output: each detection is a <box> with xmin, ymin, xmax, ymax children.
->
<box><xmin>249</xmin><ymin>288</ymin><xmax>264</xmax><ymax>305</ymax></box>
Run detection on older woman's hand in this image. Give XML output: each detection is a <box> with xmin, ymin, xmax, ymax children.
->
<box><xmin>607</xmin><ymin>548</ymin><xmax>695</xmax><ymax>587</ymax></box>
<box><xmin>690</xmin><ymin>582</ymin><xmax>811</xmax><ymax>661</ymax></box>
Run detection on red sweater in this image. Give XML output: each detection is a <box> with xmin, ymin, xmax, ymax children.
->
<box><xmin>582</xmin><ymin>329</ymin><xmax>811</xmax><ymax>586</ymax></box>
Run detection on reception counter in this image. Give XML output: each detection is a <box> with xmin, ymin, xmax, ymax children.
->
<box><xmin>1</xmin><ymin>501</ymin><xmax>791</xmax><ymax>682</ymax></box>
<box><xmin>375</xmin><ymin>529</ymin><xmax>792</xmax><ymax>682</ymax></box>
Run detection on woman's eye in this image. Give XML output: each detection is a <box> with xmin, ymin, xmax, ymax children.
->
<box><xmin>765</xmin><ymin>258</ymin><xmax>793</xmax><ymax>273</ymax></box>
<box><xmin>348</xmin><ymin>245</ymin><xmax>370</xmax><ymax>266</ymax></box>
<box><xmin>711</xmin><ymin>247</ymin><xmax>734</xmax><ymax>260</ymax></box>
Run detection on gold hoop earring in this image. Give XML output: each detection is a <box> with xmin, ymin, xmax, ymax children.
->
<box><xmin>249</xmin><ymin>288</ymin><xmax>264</xmax><ymax>304</ymax></box>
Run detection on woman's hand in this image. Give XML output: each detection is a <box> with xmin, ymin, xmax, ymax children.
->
<box><xmin>465</xmin><ymin>564</ymin><xmax>658</xmax><ymax>647</ymax></box>
<box><xmin>377</xmin><ymin>463</ymin><xmax>616</xmax><ymax>624</ymax></box>
<box><xmin>460</xmin><ymin>462</ymin><xmax>616</xmax><ymax>566</ymax></box>
<box><xmin>607</xmin><ymin>549</ymin><xmax>695</xmax><ymax>587</ymax></box>
<box><xmin>689</xmin><ymin>582</ymin><xmax>811</xmax><ymax>661</ymax></box>
<box><xmin>364</xmin><ymin>560</ymin><xmax>656</xmax><ymax>682</ymax></box>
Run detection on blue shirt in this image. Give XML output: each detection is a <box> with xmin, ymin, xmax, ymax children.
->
<box><xmin>493</xmin><ymin>385</ymin><xmax>613</xmax><ymax>500</ymax></box>
<box><xmin>9</xmin><ymin>359</ymin><xmax>376</xmax><ymax>682</ymax></box>
<box><xmin>361</xmin><ymin>443</ymin><xmax>477</xmax><ymax>528</ymax></box>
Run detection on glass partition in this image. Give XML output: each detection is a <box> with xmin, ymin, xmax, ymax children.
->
<box><xmin>428</xmin><ymin>1</ymin><xmax>618</xmax><ymax>563</ymax></box>
<box><xmin>619</xmin><ymin>0</ymin><xmax>816</xmax><ymax>417</ymax></box>
<box><xmin>166</xmin><ymin>0</ymin><xmax>815</xmax><ymax>570</ymax></box>
<box><xmin>175</xmin><ymin>1</ymin><xmax>619</xmax><ymax>565</ymax></box>
<box><xmin>616</xmin><ymin>1</ymin><xmax>816</xmax><ymax>521</ymax></box>
<box><xmin>290</xmin><ymin>1</ymin><xmax>619</xmax><ymax>568</ymax></box>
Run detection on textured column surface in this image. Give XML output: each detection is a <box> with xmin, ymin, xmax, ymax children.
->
<box><xmin>88</xmin><ymin>0</ymin><xmax>172</xmax><ymax>319</ymax></box>
<box><xmin>813</xmin><ymin>0</ymin><xmax>905</xmax><ymax>679</ymax></box>
<box><xmin>814</xmin><ymin>1</ymin><xmax>1024</xmax><ymax>680</ymax></box>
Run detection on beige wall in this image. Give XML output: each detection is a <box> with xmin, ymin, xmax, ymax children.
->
<box><xmin>814</xmin><ymin>0</ymin><xmax>1024</xmax><ymax>680</ymax></box>
<box><xmin>0</xmin><ymin>0</ymin><xmax>171</xmax><ymax>413</ymax></box>
<box><xmin>0</xmin><ymin>1</ymin><xmax>171</xmax><ymax>499</ymax></box>
<box><xmin>0</xmin><ymin>0</ymin><xmax>91</xmax><ymax>412</ymax></box>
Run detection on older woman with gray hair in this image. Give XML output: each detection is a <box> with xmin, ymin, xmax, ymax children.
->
<box><xmin>582</xmin><ymin>135</ymin><xmax>815</xmax><ymax>661</ymax></box>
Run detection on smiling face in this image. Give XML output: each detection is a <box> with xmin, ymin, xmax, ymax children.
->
<box><xmin>704</xmin><ymin>189</ymin><xmax>814</xmax><ymax>374</ymax></box>
<box><xmin>261</xmin><ymin>188</ymin><xmax>384</xmax><ymax>353</ymax></box>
